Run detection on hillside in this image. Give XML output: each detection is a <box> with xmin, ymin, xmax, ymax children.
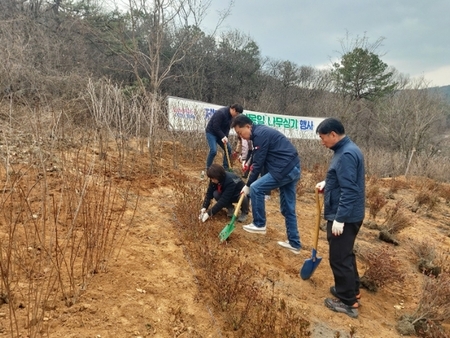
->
<box><xmin>0</xmin><ymin>141</ymin><xmax>449</xmax><ymax>338</ymax></box>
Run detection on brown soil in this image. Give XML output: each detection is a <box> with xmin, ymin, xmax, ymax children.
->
<box><xmin>1</xmin><ymin>143</ymin><xmax>450</xmax><ymax>338</ymax></box>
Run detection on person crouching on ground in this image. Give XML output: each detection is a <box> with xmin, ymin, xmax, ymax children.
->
<box><xmin>199</xmin><ymin>164</ymin><xmax>249</xmax><ymax>223</ymax></box>
<box><xmin>315</xmin><ymin>117</ymin><xmax>365</xmax><ymax>319</ymax></box>
<box><xmin>231</xmin><ymin>114</ymin><xmax>302</xmax><ymax>255</ymax></box>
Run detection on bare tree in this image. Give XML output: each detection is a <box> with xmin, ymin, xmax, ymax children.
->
<box><xmin>113</xmin><ymin>0</ymin><xmax>232</xmax><ymax>171</ymax></box>
<box><xmin>375</xmin><ymin>78</ymin><xmax>447</xmax><ymax>163</ymax></box>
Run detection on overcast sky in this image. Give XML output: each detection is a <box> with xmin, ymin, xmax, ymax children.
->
<box><xmin>201</xmin><ymin>0</ymin><xmax>450</xmax><ymax>87</ymax></box>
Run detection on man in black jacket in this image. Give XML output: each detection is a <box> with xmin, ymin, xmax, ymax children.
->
<box><xmin>231</xmin><ymin>115</ymin><xmax>302</xmax><ymax>254</ymax></box>
<box><xmin>205</xmin><ymin>104</ymin><xmax>243</xmax><ymax>171</ymax></box>
<box><xmin>199</xmin><ymin>164</ymin><xmax>249</xmax><ymax>223</ymax></box>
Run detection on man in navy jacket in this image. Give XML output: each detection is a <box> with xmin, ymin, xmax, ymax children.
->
<box><xmin>231</xmin><ymin>114</ymin><xmax>302</xmax><ymax>254</ymax></box>
<box><xmin>315</xmin><ymin>117</ymin><xmax>365</xmax><ymax>319</ymax></box>
<box><xmin>205</xmin><ymin>104</ymin><xmax>243</xmax><ymax>171</ymax></box>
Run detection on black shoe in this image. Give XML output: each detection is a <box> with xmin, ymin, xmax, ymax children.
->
<box><xmin>324</xmin><ymin>298</ymin><xmax>358</xmax><ymax>318</ymax></box>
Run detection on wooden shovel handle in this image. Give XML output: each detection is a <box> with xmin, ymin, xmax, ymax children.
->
<box><xmin>224</xmin><ymin>143</ymin><xmax>232</xmax><ymax>169</ymax></box>
<box><xmin>233</xmin><ymin>193</ymin><xmax>246</xmax><ymax>218</ymax></box>
<box><xmin>313</xmin><ymin>188</ymin><xmax>323</xmax><ymax>250</ymax></box>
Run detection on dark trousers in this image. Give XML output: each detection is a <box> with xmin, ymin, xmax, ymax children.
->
<box><xmin>213</xmin><ymin>191</ymin><xmax>249</xmax><ymax>213</ymax></box>
<box><xmin>326</xmin><ymin>220</ymin><xmax>362</xmax><ymax>306</ymax></box>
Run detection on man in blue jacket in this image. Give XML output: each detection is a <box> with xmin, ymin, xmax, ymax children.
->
<box><xmin>231</xmin><ymin>114</ymin><xmax>302</xmax><ymax>254</ymax></box>
<box><xmin>315</xmin><ymin>118</ymin><xmax>365</xmax><ymax>319</ymax></box>
<box><xmin>205</xmin><ymin>104</ymin><xmax>243</xmax><ymax>171</ymax></box>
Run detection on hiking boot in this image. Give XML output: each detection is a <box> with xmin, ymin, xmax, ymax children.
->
<box><xmin>227</xmin><ymin>206</ymin><xmax>235</xmax><ymax>217</ymax></box>
<box><xmin>324</xmin><ymin>298</ymin><xmax>358</xmax><ymax>319</ymax></box>
<box><xmin>237</xmin><ymin>213</ymin><xmax>248</xmax><ymax>223</ymax></box>
<box><xmin>277</xmin><ymin>240</ymin><xmax>300</xmax><ymax>254</ymax></box>
<box><xmin>242</xmin><ymin>223</ymin><xmax>266</xmax><ymax>234</ymax></box>
<box><xmin>330</xmin><ymin>286</ymin><xmax>361</xmax><ymax>302</ymax></box>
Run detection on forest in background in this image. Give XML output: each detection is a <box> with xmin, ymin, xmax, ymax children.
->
<box><xmin>1</xmin><ymin>0</ymin><xmax>450</xmax><ymax>180</ymax></box>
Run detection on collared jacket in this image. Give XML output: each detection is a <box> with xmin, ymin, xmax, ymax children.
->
<box><xmin>324</xmin><ymin>136</ymin><xmax>365</xmax><ymax>223</ymax></box>
<box><xmin>205</xmin><ymin>106</ymin><xmax>232</xmax><ymax>139</ymax></box>
<box><xmin>246</xmin><ymin>124</ymin><xmax>300</xmax><ymax>186</ymax></box>
<box><xmin>202</xmin><ymin>172</ymin><xmax>244</xmax><ymax>216</ymax></box>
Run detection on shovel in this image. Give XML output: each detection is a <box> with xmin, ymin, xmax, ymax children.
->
<box><xmin>300</xmin><ymin>188</ymin><xmax>323</xmax><ymax>280</ymax></box>
<box><xmin>224</xmin><ymin>143</ymin><xmax>233</xmax><ymax>172</ymax></box>
<box><xmin>219</xmin><ymin>193</ymin><xmax>245</xmax><ymax>242</ymax></box>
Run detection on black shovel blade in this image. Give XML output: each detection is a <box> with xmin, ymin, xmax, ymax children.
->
<box><xmin>300</xmin><ymin>248</ymin><xmax>322</xmax><ymax>280</ymax></box>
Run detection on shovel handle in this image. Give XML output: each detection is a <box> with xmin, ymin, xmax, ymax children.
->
<box><xmin>232</xmin><ymin>193</ymin><xmax>246</xmax><ymax>218</ymax></box>
<box><xmin>313</xmin><ymin>188</ymin><xmax>323</xmax><ymax>250</ymax></box>
<box><xmin>224</xmin><ymin>143</ymin><xmax>232</xmax><ymax>169</ymax></box>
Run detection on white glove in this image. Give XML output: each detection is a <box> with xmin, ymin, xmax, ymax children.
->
<box><xmin>221</xmin><ymin>136</ymin><xmax>228</xmax><ymax>144</ymax></box>
<box><xmin>315</xmin><ymin>181</ymin><xmax>326</xmax><ymax>192</ymax></box>
<box><xmin>332</xmin><ymin>220</ymin><xmax>344</xmax><ymax>236</ymax></box>
<box><xmin>199</xmin><ymin>208</ymin><xmax>206</xmax><ymax>220</ymax></box>
<box><xmin>201</xmin><ymin>212</ymin><xmax>210</xmax><ymax>222</ymax></box>
<box><xmin>241</xmin><ymin>185</ymin><xmax>250</xmax><ymax>196</ymax></box>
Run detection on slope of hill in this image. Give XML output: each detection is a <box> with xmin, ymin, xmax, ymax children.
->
<box><xmin>0</xmin><ymin>142</ymin><xmax>449</xmax><ymax>338</ymax></box>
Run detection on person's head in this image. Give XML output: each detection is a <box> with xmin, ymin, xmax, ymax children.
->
<box><xmin>206</xmin><ymin>164</ymin><xmax>226</xmax><ymax>183</ymax></box>
<box><xmin>231</xmin><ymin>114</ymin><xmax>253</xmax><ymax>140</ymax></box>
<box><xmin>229</xmin><ymin>104</ymin><xmax>244</xmax><ymax>118</ymax></box>
<box><xmin>316</xmin><ymin>118</ymin><xmax>346</xmax><ymax>148</ymax></box>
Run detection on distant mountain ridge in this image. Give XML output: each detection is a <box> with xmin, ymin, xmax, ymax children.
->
<box><xmin>428</xmin><ymin>85</ymin><xmax>450</xmax><ymax>103</ymax></box>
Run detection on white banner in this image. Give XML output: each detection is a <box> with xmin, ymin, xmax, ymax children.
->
<box><xmin>167</xmin><ymin>96</ymin><xmax>324</xmax><ymax>139</ymax></box>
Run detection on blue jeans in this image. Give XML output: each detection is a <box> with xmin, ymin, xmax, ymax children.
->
<box><xmin>206</xmin><ymin>132</ymin><xmax>232</xmax><ymax>170</ymax></box>
<box><xmin>250</xmin><ymin>165</ymin><xmax>301</xmax><ymax>249</ymax></box>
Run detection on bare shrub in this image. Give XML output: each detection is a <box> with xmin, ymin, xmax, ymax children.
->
<box><xmin>363</xmin><ymin>148</ymin><xmax>405</xmax><ymax>178</ymax></box>
<box><xmin>310</xmin><ymin>163</ymin><xmax>328</xmax><ymax>188</ymax></box>
<box><xmin>0</xmin><ymin>149</ymin><xmax>136</xmax><ymax>337</ymax></box>
<box><xmin>359</xmin><ymin>245</ymin><xmax>405</xmax><ymax>292</ymax></box>
<box><xmin>415</xmin><ymin>190</ymin><xmax>439</xmax><ymax>211</ymax></box>
<box><xmin>409</xmin><ymin>153</ymin><xmax>450</xmax><ymax>183</ymax></box>
<box><xmin>172</xmin><ymin>176</ymin><xmax>311</xmax><ymax>336</ymax></box>
<box><xmin>382</xmin><ymin>200</ymin><xmax>411</xmax><ymax>234</ymax></box>
<box><xmin>409</xmin><ymin>240</ymin><xmax>443</xmax><ymax>277</ymax></box>
<box><xmin>438</xmin><ymin>184</ymin><xmax>450</xmax><ymax>203</ymax></box>
<box><xmin>247</xmin><ymin>294</ymin><xmax>311</xmax><ymax>337</ymax></box>
<box><xmin>402</xmin><ymin>272</ymin><xmax>450</xmax><ymax>335</ymax></box>
<box><xmin>293</xmin><ymin>139</ymin><xmax>329</xmax><ymax>173</ymax></box>
<box><xmin>387</xmin><ymin>177</ymin><xmax>410</xmax><ymax>194</ymax></box>
<box><xmin>366</xmin><ymin>184</ymin><xmax>387</xmax><ymax>219</ymax></box>
<box><xmin>362</xmin><ymin>147</ymin><xmax>450</xmax><ymax>182</ymax></box>
<box><xmin>410</xmin><ymin>240</ymin><xmax>438</xmax><ymax>263</ymax></box>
